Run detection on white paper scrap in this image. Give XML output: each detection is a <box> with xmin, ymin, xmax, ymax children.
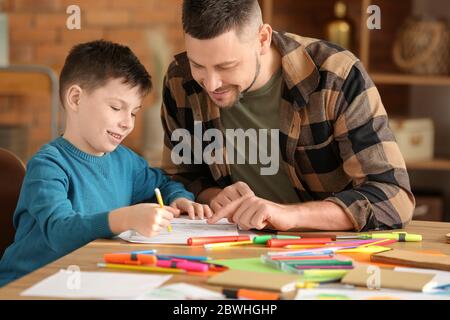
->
<box><xmin>21</xmin><ymin>269</ymin><xmax>171</xmax><ymax>299</ymax></box>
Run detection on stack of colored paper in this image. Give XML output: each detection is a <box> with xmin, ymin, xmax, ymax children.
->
<box><xmin>261</xmin><ymin>253</ymin><xmax>354</xmax><ymax>274</ymax></box>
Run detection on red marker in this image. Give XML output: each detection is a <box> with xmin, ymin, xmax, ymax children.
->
<box><xmin>266</xmin><ymin>238</ymin><xmax>333</xmax><ymax>248</ymax></box>
<box><xmin>187</xmin><ymin>236</ymin><xmax>250</xmax><ymax>246</ymax></box>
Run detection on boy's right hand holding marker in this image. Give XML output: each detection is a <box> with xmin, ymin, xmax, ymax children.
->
<box><xmin>108</xmin><ymin>203</ymin><xmax>178</xmax><ymax>237</ymax></box>
<box><xmin>108</xmin><ymin>199</ymin><xmax>213</xmax><ymax>237</ymax></box>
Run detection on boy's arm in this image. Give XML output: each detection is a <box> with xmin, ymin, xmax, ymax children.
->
<box><xmin>22</xmin><ymin>156</ymin><xmax>114</xmax><ymax>255</ymax></box>
<box><xmin>132</xmin><ymin>154</ymin><xmax>194</xmax><ymax>205</ymax></box>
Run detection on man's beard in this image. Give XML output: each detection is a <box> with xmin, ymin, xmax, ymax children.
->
<box><xmin>214</xmin><ymin>54</ymin><xmax>261</xmax><ymax>109</ymax></box>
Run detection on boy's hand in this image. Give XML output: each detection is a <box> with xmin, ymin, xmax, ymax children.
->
<box><xmin>170</xmin><ymin>198</ymin><xmax>213</xmax><ymax>220</ymax></box>
<box><xmin>125</xmin><ymin>203</ymin><xmax>177</xmax><ymax>237</ymax></box>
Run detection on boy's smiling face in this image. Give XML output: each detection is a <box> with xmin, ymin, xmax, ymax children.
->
<box><xmin>64</xmin><ymin>78</ymin><xmax>143</xmax><ymax>156</ymax></box>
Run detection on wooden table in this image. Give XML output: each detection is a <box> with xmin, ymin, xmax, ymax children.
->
<box><xmin>1</xmin><ymin>220</ymin><xmax>449</xmax><ymax>299</ymax></box>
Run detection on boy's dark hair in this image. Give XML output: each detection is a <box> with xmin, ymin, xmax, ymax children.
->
<box><xmin>182</xmin><ymin>0</ymin><xmax>261</xmax><ymax>39</ymax></box>
<box><xmin>59</xmin><ymin>40</ymin><xmax>152</xmax><ymax>106</ymax></box>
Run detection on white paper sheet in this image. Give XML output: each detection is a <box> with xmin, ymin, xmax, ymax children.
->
<box><xmin>395</xmin><ymin>267</ymin><xmax>450</xmax><ymax>293</ymax></box>
<box><xmin>118</xmin><ymin>217</ymin><xmax>240</xmax><ymax>244</ymax></box>
<box><xmin>295</xmin><ymin>288</ymin><xmax>450</xmax><ymax>300</ymax></box>
<box><xmin>136</xmin><ymin>282</ymin><xmax>225</xmax><ymax>300</ymax></box>
<box><xmin>21</xmin><ymin>269</ymin><xmax>171</xmax><ymax>299</ymax></box>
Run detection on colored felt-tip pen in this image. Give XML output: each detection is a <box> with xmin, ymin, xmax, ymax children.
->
<box><xmin>156</xmin><ymin>259</ymin><xmax>209</xmax><ymax>272</ymax></box>
<box><xmin>187</xmin><ymin>236</ymin><xmax>250</xmax><ymax>246</ymax></box>
<box><xmin>156</xmin><ymin>254</ymin><xmax>211</xmax><ymax>262</ymax></box>
<box><xmin>267</xmin><ymin>248</ymin><xmax>336</xmax><ymax>256</ymax></box>
<box><xmin>337</xmin><ymin>232</ymin><xmax>422</xmax><ymax>242</ymax></box>
<box><xmin>223</xmin><ymin>288</ymin><xmax>280</xmax><ymax>300</ymax></box>
<box><xmin>155</xmin><ymin>188</ymin><xmax>172</xmax><ymax>233</ymax></box>
<box><xmin>294</xmin><ymin>265</ymin><xmax>354</xmax><ymax>270</ymax></box>
<box><xmin>103</xmin><ymin>253</ymin><xmax>157</xmax><ymax>265</ymax></box>
<box><xmin>267</xmin><ymin>238</ymin><xmax>333</xmax><ymax>248</ymax></box>
<box><xmin>130</xmin><ymin>250</ymin><xmax>157</xmax><ymax>255</ymax></box>
<box><xmin>252</xmin><ymin>235</ymin><xmax>300</xmax><ymax>244</ymax></box>
<box><xmin>204</xmin><ymin>240</ymin><xmax>253</xmax><ymax>249</ymax></box>
<box><xmin>97</xmin><ymin>263</ymin><xmax>185</xmax><ymax>274</ymax></box>
<box><xmin>365</xmin><ymin>232</ymin><xmax>422</xmax><ymax>242</ymax></box>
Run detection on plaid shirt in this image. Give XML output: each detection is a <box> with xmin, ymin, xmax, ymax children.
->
<box><xmin>160</xmin><ymin>31</ymin><xmax>415</xmax><ymax>231</ymax></box>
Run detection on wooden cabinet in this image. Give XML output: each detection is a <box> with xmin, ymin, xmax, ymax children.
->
<box><xmin>262</xmin><ymin>0</ymin><xmax>450</xmax><ymax>171</ymax></box>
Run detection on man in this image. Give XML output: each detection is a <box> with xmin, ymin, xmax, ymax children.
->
<box><xmin>160</xmin><ymin>0</ymin><xmax>415</xmax><ymax>231</ymax></box>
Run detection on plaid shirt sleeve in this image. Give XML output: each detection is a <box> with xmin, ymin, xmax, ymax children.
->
<box><xmin>324</xmin><ymin>61</ymin><xmax>415</xmax><ymax>231</ymax></box>
<box><xmin>160</xmin><ymin>71</ymin><xmax>219</xmax><ymax>198</ymax></box>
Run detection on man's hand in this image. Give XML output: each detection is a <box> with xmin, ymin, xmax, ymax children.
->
<box><xmin>207</xmin><ymin>195</ymin><xmax>298</xmax><ymax>231</ymax></box>
<box><xmin>209</xmin><ymin>181</ymin><xmax>255</xmax><ymax>213</ymax></box>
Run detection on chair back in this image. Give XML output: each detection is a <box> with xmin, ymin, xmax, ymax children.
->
<box><xmin>0</xmin><ymin>148</ymin><xmax>26</xmax><ymax>257</ymax></box>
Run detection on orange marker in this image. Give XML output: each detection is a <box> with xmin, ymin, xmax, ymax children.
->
<box><xmin>267</xmin><ymin>238</ymin><xmax>333</xmax><ymax>248</ymax></box>
<box><xmin>104</xmin><ymin>253</ymin><xmax>157</xmax><ymax>265</ymax></box>
<box><xmin>223</xmin><ymin>288</ymin><xmax>280</xmax><ymax>300</ymax></box>
<box><xmin>187</xmin><ymin>236</ymin><xmax>250</xmax><ymax>246</ymax></box>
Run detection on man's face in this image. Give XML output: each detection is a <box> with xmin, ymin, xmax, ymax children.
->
<box><xmin>185</xmin><ymin>29</ymin><xmax>260</xmax><ymax>108</ymax></box>
<box><xmin>74</xmin><ymin>78</ymin><xmax>143</xmax><ymax>156</ymax></box>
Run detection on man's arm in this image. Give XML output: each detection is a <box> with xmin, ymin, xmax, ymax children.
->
<box><xmin>324</xmin><ymin>61</ymin><xmax>415</xmax><ymax>231</ymax></box>
<box><xmin>197</xmin><ymin>187</ymin><xmax>222</xmax><ymax>204</ymax></box>
<box><xmin>207</xmin><ymin>191</ymin><xmax>353</xmax><ymax>231</ymax></box>
<box><xmin>289</xmin><ymin>200</ymin><xmax>354</xmax><ymax>230</ymax></box>
<box><xmin>208</xmin><ymin>61</ymin><xmax>415</xmax><ymax>231</ymax></box>
<box><xmin>160</xmin><ymin>71</ymin><xmax>218</xmax><ymax>198</ymax></box>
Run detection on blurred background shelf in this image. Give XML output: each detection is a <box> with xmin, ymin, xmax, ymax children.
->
<box><xmin>406</xmin><ymin>158</ymin><xmax>450</xmax><ymax>171</ymax></box>
<box><xmin>261</xmin><ymin>0</ymin><xmax>450</xmax><ymax>221</ymax></box>
<box><xmin>0</xmin><ymin>72</ymin><xmax>51</xmax><ymax>95</ymax></box>
<box><xmin>371</xmin><ymin>73</ymin><xmax>450</xmax><ymax>86</ymax></box>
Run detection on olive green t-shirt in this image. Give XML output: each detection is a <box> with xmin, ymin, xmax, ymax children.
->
<box><xmin>220</xmin><ymin>69</ymin><xmax>300</xmax><ymax>204</ymax></box>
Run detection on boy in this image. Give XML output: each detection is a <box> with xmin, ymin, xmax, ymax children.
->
<box><xmin>0</xmin><ymin>40</ymin><xmax>212</xmax><ymax>287</ymax></box>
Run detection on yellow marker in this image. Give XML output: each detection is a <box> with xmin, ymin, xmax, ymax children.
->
<box><xmin>97</xmin><ymin>263</ymin><xmax>185</xmax><ymax>274</ymax></box>
<box><xmin>336</xmin><ymin>245</ymin><xmax>392</xmax><ymax>254</ymax></box>
<box><xmin>296</xmin><ymin>281</ymin><xmax>320</xmax><ymax>289</ymax></box>
<box><xmin>204</xmin><ymin>240</ymin><xmax>254</xmax><ymax>249</ymax></box>
<box><xmin>154</xmin><ymin>188</ymin><xmax>172</xmax><ymax>233</ymax></box>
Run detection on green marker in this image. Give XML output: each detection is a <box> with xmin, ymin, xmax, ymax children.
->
<box><xmin>365</xmin><ymin>232</ymin><xmax>422</xmax><ymax>242</ymax></box>
<box><xmin>283</xmin><ymin>260</ymin><xmax>353</xmax><ymax>266</ymax></box>
<box><xmin>338</xmin><ymin>232</ymin><xmax>422</xmax><ymax>242</ymax></box>
<box><xmin>253</xmin><ymin>235</ymin><xmax>300</xmax><ymax>244</ymax></box>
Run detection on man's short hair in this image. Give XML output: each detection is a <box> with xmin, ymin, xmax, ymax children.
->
<box><xmin>182</xmin><ymin>0</ymin><xmax>262</xmax><ymax>39</ymax></box>
<box><xmin>59</xmin><ymin>40</ymin><xmax>152</xmax><ymax>106</ymax></box>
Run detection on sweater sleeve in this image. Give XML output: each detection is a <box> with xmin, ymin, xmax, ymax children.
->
<box><xmin>131</xmin><ymin>153</ymin><xmax>195</xmax><ymax>205</ymax></box>
<box><xmin>20</xmin><ymin>153</ymin><xmax>114</xmax><ymax>255</ymax></box>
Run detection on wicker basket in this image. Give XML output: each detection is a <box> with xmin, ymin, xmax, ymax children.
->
<box><xmin>393</xmin><ymin>17</ymin><xmax>450</xmax><ymax>75</ymax></box>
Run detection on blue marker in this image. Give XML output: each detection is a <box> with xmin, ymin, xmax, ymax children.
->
<box><xmin>156</xmin><ymin>254</ymin><xmax>211</xmax><ymax>262</ymax></box>
<box><xmin>130</xmin><ymin>250</ymin><xmax>157</xmax><ymax>255</ymax></box>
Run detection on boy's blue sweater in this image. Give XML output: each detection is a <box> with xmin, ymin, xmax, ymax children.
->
<box><xmin>0</xmin><ymin>137</ymin><xmax>194</xmax><ymax>287</ymax></box>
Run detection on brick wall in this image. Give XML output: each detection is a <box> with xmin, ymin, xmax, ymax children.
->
<box><xmin>1</xmin><ymin>0</ymin><xmax>185</xmax><ymax>159</ymax></box>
